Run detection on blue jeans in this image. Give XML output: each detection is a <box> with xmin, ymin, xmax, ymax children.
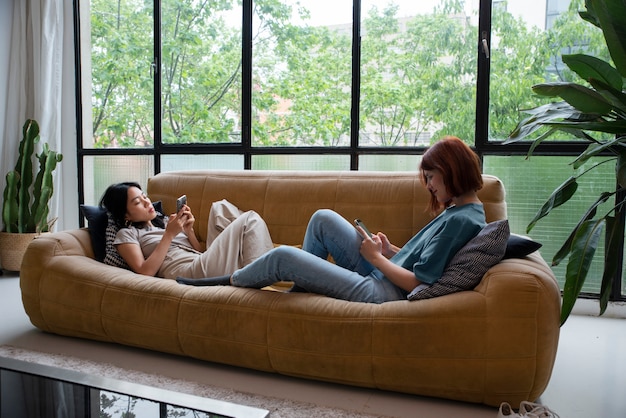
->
<box><xmin>230</xmin><ymin>209</ymin><xmax>407</xmax><ymax>303</ymax></box>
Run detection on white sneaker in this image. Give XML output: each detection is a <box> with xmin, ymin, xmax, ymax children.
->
<box><xmin>497</xmin><ymin>402</ymin><xmax>522</xmax><ymax>418</ymax></box>
<box><xmin>519</xmin><ymin>401</ymin><xmax>560</xmax><ymax>417</ymax></box>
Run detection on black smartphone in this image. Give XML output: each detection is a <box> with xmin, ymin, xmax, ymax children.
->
<box><xmin>176</xmin><ymin>195</ymin><xmax>187</xmax><ymax>213</ymax></box>
<box><xmin>354</xmin><ymin>218</ymin><xmax>372</xmax><ymax>237</ymax></box>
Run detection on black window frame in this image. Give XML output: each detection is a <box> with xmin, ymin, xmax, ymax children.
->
<box><xmin>73</xmin><ymin>0</ymin><xmax>625</xmax><ymax>304</ymax></box>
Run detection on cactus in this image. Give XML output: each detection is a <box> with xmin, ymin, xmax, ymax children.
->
<box><xmin>2</xmin><ymin>119</ymin><xmax>63</xmax><ymax>233</ymax></box>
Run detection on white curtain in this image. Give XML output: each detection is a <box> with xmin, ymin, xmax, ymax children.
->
<box><xmin>1</xmin><ymin>0</ymin><xmax>74</xmax><ymax>232</ymax></box>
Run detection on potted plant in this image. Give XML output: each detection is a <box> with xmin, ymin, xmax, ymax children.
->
<box><xmin>0</xmin><ymin>119</ymin><xmax>63</xmax><ymax>271</ymax></box>
<box><xmin>505</xmin><ymin>0</ymin><xmax>626</xmax><ymax>324</ymax></box>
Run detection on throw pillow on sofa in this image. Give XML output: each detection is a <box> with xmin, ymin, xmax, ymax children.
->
<box><xmin>407</xmin><ymin>219</ymin><xmax>510</xmax><ymax>300</ymax></box>
<box><xmin>80</xmin><ymin>204</ymin><xmax>108</xmax><ymax>261</ymax></box>
<box><xmin>103</xmin><ymin>211</ymin><xmax>131</xmax><ymax>269</ymax></box>
<box><xmin>503</xmin><ymin>234</ymin><xmax>542</xmax><ymax>259</ymax></box>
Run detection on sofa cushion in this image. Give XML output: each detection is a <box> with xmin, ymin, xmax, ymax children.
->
<box><xmin>408</xmin><ymin>219</ymin><xmax>510</xmax><ymax>300</ymax></box>
<box><xmin>504</xmin><ymin>234</ymin><xmax>542</xmax><ymax>259</ymax></box>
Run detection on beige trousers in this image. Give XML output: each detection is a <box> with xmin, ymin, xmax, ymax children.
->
<box><xmin>160</xmin><ymin>199</ymin><xmax>274</xmax><ymax>279</ymax></box>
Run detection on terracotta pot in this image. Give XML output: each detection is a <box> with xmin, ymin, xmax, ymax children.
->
<box><xmin>0</xmin><ymin>232</ymin><xmax>40</xmax><ymax>272</ymax></box>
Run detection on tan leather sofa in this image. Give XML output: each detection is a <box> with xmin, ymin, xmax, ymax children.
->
<box><xmin>20</xmin><ymin>170</ymin><xmax>560</xmax><ymax>407</ymax></box>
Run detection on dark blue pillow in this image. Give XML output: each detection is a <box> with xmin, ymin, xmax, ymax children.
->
<box><xmin>80</xmin><ymin>205</ymin><xmax>108</xmax><ymax>261</ymax></box>
<box><xmin>80</xmin><ymin>201</ymin><xmax>163</xmax><ymax>262</ymax></box>
<box><xmin>503</xmin><ymin>234</ymin><xmax>542</xmax><ymax>259</ymax></box>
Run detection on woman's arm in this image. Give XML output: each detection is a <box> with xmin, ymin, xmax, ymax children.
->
<box><xmin>359</xmin><ymin>235</ymin><xmax>420</xmax><ymax>292</ymax></box>
<box><xmin>376</xmin><ymin>232</ymin><xmax>401</xmax><ymax>259</ymax></box>
<box><xmin>116</xmin><ymin>214</ymin><xmax>186</xmax><ymax>276</ymax></box>
<box><xmin>180</xmin><ymin>206</ymin><xmax>202</xmax><ymax>251</ymax></box>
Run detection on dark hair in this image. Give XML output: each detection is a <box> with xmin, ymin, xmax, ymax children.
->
<box><xmin>419</xmin><ymin>136</ymin><xmax>483</xmax><ymax>213</ymax></box>
<box><xmin>100</xmin><ymin>182</ymin><xmax>165</xmax><ymax>228</ymax></box>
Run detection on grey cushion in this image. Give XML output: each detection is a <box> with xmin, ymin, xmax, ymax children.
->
<box><xmin>408</xmin><ymin>219</ymin><xmax>510</xmax><ymax>300</ymax></box>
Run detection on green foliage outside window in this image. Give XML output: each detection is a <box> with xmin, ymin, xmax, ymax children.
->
<box><xmin>87</xmin><ymin>0</ymin><xmax>608</xmax><ymax>148</ymax></box>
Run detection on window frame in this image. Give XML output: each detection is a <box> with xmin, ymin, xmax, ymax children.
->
<box><xmin>73</xmin><ymin>0</ymin><xmax>625</xmax><ymax>303</ymax></box>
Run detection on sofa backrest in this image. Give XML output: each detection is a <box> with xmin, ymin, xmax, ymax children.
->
<box><xmin>147</xmin><ymin>170</ymin><xmax>507</xmax><ymax>247</ymax></box>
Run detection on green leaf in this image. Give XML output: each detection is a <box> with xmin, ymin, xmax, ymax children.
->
<box><xmin>527</xmin><ymin>177</ymin><xmax>578</xmax><ymax>233</ymax></box>
<box><xmin>532</xmin><ymin>82</ymin><xmax>614</xmax><ymax>114</ymax></box>
<box><xmin>572</xmin><ymin>140</ymin><xmax>620</xmax><ymax>169</ymax></box>
<box><xmin>599</xmin><ymin>214</ymin><xmax>622</xmax><ymax>315</ymax></box>
<box><xmin>560</xmin><ymin>218</ymin><xmax>605</xmax><ymax>325</ymax></box>
<box><xmin>552</xmin><ymin>191</ymin><xmax>613</xmax><ymax>266</ymax></box>
<box><xmin>505</xmin><ymin>102</ymin><xmax>583</xmax><ymax>142</ymax></box>
<box><xmin>526</xmin><ymin>128</ymin><xmax>559</xmax><ymax>157</ymax></box>
<box><xmin>587</xmin><ymin>78</ymin><xmax>626</xmax><ymax>112</ymax></box>
<box><xmin>562</xmin><ymin>54</ymin><xmax>622</xmax><ymax>91</ymax></box>
<box><xmin>591</xmin><ymin>0</ymin><xmax>626</xmax><ymax>78</ymax></box>
<box><xmin>543</xmin><ymin>119</ymin><xmax>626</xmax><ymax>135</ymax></box>
<box><xmin>580</xmin><ymin>1</ymin><xmax>600</xmax><ymax>28</ymax></box>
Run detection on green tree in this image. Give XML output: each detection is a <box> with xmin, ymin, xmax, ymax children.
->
<box><xmin>488</xmin><ymin>6</ymin><xmax>553</xmax><ymax>140</ymax></box>
<box><xmin>91</xmin><ymin>0</ymin><xmax>153</xmax><ymax>147</ymax></box>
<box><xmin>250</xmin><ymin>3</ymin><xmax>352</xmax><ymax>146</ymax></box>
<box><xmin>160</xmin><ymin>0</ymin><xmax>244</xmax><ymax>144</ymax></box>
<box><xmin>88</xmin><ymin>0</ymin><xmax>608</xmax><ymax>149</ymax></box>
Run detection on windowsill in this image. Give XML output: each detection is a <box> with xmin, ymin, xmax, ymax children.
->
<box><xmin>571</xmin><ymin>298</ymin><xmax>626</xmax><ymax>319</ymax></box>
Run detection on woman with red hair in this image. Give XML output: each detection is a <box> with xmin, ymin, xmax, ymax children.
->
<box><xmin>178</xmin><ymin>136</ymin><xmax>486</xmax><ymax>303</ymax></box>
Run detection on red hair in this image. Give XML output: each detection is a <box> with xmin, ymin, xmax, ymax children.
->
<box><xmin>419</xmin><ymin>136</ymin><xmax>483</xmax><ymax>213</ymax></box>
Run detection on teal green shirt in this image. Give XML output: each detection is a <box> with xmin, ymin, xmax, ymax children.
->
<box><xmin>390</xmin><ymin>203</ymin><xmax>486</xmax><ymax>285</ymax></box>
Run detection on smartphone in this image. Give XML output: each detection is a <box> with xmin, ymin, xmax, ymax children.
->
<box><xmin>176</xmin><ymin>195</ymin><xmax>187</xmax><ymax>213</ymax></box>
<box><xmin>354</xmin><ymin>218</ymin><xmax>373</xmax><ymax>238</ymax></box>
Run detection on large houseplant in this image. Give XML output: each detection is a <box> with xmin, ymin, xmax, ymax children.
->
<box><xmin>0</xmin><ymin>119</ymin><xmax>63</xmax><ymax>271</ymax></box>
<box><xmin>506</xmin><ymin>0</ymin><xmax>626</xmax><ymax>324</ymax></box>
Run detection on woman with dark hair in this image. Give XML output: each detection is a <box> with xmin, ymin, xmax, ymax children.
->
<box><xmin>178</xmin><ymin>136</ymin><xmax>486</xmax><ymax>303</ymax></box>
<box><xmin>100</xmin><ymin>182</ymin><xmax>274</xmax><ymax>279</ymax></box>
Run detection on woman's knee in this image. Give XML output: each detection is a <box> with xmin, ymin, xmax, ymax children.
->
<box><xmin>310</xmin><ymin>208</ymin><xmax>337</xmax><ymax>222</ymax></box>
<box><xmin>309</xmin><ymin>209</ymin><xmax>344</xmax><ymax>230</ymax></box>
<box><xmin>269</xmin><ymin>245</ymin><xmax>301</xmax><ymax>261</ymax></box>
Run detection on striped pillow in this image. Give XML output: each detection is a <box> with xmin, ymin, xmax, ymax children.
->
<box><xmin>408</xmin><ymin>220</ymin><xmax>510</xmax><ymax>300</ymax></box>
<box><xmin>103</xmin><ymin>211</ymin><xmax>130</xmax><ymax>270</ymax></box>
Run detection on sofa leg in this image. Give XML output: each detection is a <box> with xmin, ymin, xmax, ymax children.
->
<box><xmin>176</xmin><ymin>275</ymin><xmax>232</xmax><ymax>286</ymax></box>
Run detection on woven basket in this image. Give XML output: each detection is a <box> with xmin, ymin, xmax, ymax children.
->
<box><xmin>0</xmin><ymin>232</ymin><xmax>40</xmax><ymax>272</ymax></box>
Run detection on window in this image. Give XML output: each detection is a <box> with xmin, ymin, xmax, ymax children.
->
<box><xmin>76</xmin><ymin>0</ymin><xmax>624</xmax><ymax>301</ymax></box>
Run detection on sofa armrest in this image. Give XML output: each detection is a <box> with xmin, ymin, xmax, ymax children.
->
<box><xmin>20</xmin><ymin>229</ymin><xmax>111</xmax><ymax>334</ymax></box>
<box><xmin>472</xmin><ymin>253</ymin><xmax>561</xmax><ymax>404</ymax></box>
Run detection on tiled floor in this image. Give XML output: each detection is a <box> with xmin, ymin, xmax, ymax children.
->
<box><xmin>1</xmin><ymin>272</ymin><xmax>625</xmax><ymax>417</ymax></box>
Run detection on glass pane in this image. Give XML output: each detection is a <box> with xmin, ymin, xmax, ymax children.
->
<box><xmin>252</xmin><ymin>155</ymin><xmax>349</xmax><ymax>170</ymax></box>
<box><xmin>167</xmin><ymin>405</ymin><xmax>217</xmax><ymax>418</ymax></box>
<box><xmin>1</xmin><ymin>370</ymin><xmax>88</xmax><ymax>417</ymax></box>
<box><xmin>251</xmin><ymin>0</ymin><xmax>353</xmax><ymax>146</ymax></box>
<box><xmin>484</xmin><ymin>155</ymin><xmax>614</xmax><ymax>293</ymax></box>
<box><xmin>161</xmin><ymin>154</ymin><xmax>244</xmax><ymax>171</ymax></box>
<box><xmin>87</xmin><ymin>0</ymin><xmax>154</xmax><ymax>148</ymax></box>
<box><xmin>359</xmin><ymin>154</ymin><xmax>421</xmax><ymax>171</ymax></box>
<box><xmin>488</xmin><ymin>0</ymin><xmax>610</xmax><ymax>141</ymax></box>
<box><xmin>359</xmin><ymin>1</ymin><xmax>479</xmax><ymax>146</ymax></box>
<box><xmin>98</xmin><ymin>390</ymin><xmax>160</xmax><ymax>416</ymax></box>
<box><xmin>161</xmin><ymin>1</ymin><xmax>243</xmax><ymax>144</ymax></box>
<box><xmin>83</xmin><ymin>155</ymin><xmax>154</xmax><ymax>206</ymax></box>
